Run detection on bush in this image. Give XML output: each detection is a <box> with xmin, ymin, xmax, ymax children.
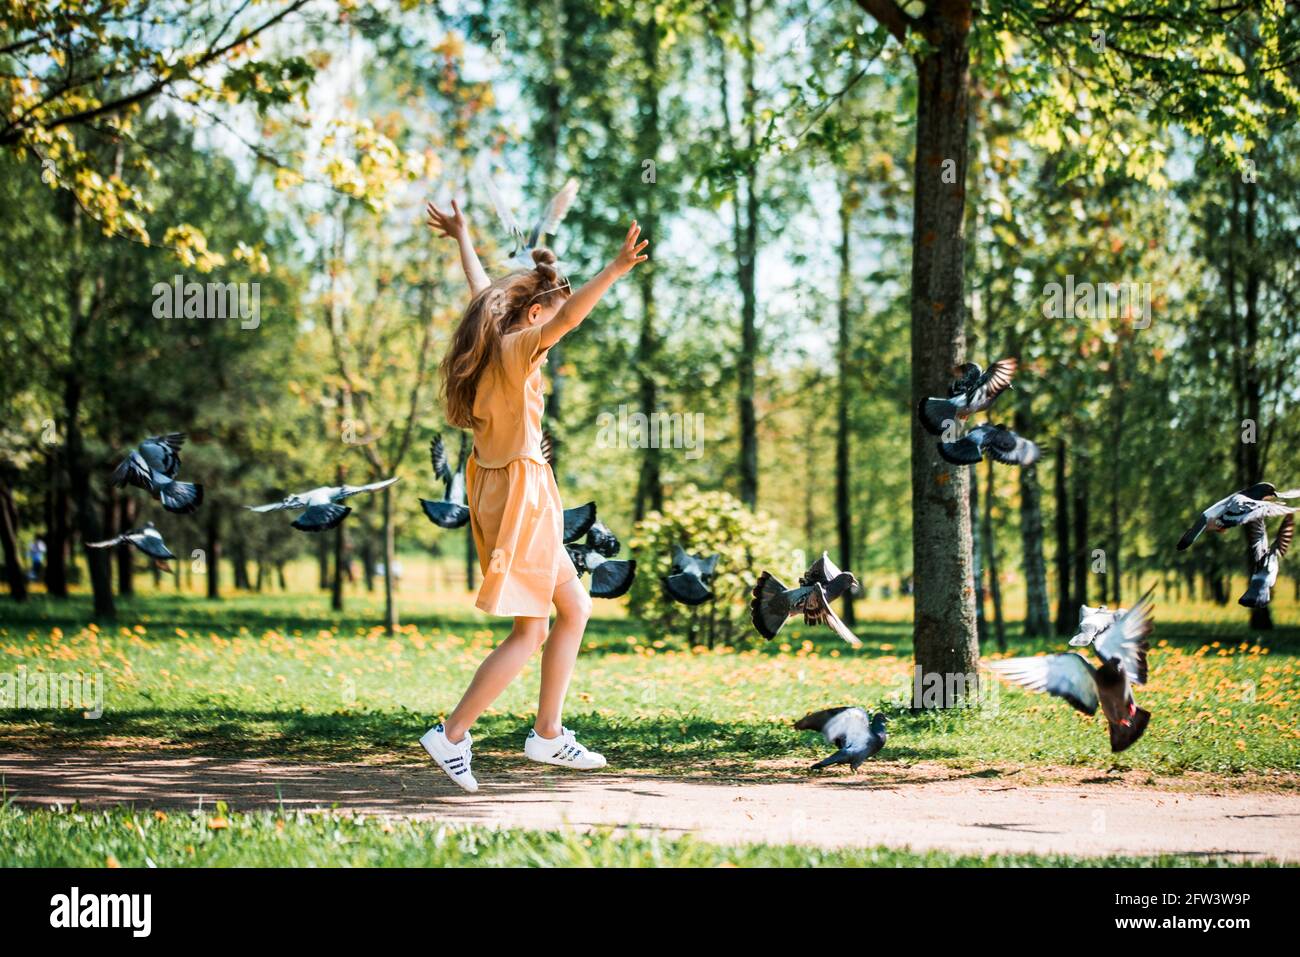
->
<box><xmin>627</xmin><ymin>486</ymin><xmax>795</xmax><ymax>647</ymax></box>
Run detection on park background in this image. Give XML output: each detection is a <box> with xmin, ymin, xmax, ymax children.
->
<box><xmin>0</xmin><ymin>0</ymin><xmax>1298</xmax><ymax>866</ymax></box>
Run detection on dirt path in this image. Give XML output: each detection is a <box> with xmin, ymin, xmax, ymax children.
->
<box><xmin>3</xmin><ymin>750</ymin><xmax>1298</xmax><ymax>860</ymax></box>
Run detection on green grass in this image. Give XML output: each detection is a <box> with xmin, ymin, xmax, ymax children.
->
<box><xmin>0</xmin><ymin>803</ymin><xmax>1277</xmax><ymax>868</ymax></box>
<box><xmin>1</xmin><ymin>588</ymin><xmax>1297</xmax><ymax>780</ymax></box>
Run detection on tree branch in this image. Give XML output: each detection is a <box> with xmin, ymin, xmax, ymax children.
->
<box><xmin>854</xmin><ymin>0</ymin><xmax>914</xmax><ymax>43</ymax></box>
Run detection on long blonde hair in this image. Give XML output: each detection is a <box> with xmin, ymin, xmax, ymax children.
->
<box><xmin>440</xmin><ymin>248</ymin><xmax>569</xmax><ymax>429</ymax></box>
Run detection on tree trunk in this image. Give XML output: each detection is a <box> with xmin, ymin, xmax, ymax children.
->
<box><xmin>971</xmin><ymin>466</ymin><xmax>986</xmax><ymax>646</ymax></box>
<box><xmin>1239</xmin><ymin>178</ymin><xmax>1271</xmax><ymax>630</ymax></box>
<box><xmin>382</xmin><ymin>484</ymin><xmax>397</xmax><ymax>634</ymax></box>
<box><xmin>205</xmin><ymin>509</ymin><xmax>220</xmax><ymax>599</ymax></box>
<box><xmin>116</xmin><ymin>495</ymin><xmax>134</xmax><ymax>597</ymax></box>
<box><xmin>318</xmin><ymin>535</ymin><xmax>330</xmax><ymax>590</ymax></box>
<box><xmin>1016</xmin><ymin>414</ymin><xmax>1050</xmax><ymax>637</ymax></box>
<box><xmin>465</xmin><ymin>521</ymin><xmax>477</xmax><ymax>592</ymax></box>
<box><xmin>1053</xmin><ymin>439</ymin><xmax>1071</xmax><ymax>636</ymax></box>
<box><xmin>734</xmin><ymin>0</ymin><xmax>760</xmax><ymax>508</ymax></box>
<box><xmin>332</xmin><ymin>472</ymin><xmax>345</xmax><ymax>613</ymax></box>
<box><xmin>44</xmin><ymin>451</ymin><xmax>68</xmax><ymax>596</ymax></box>
<box><xmin>0</xmin><ymin>475</ymin><xmax>27</xmax><ymax>601</ymax></box>
<box><xmin>362</xmin><ymin>537</ymin><xmax>375</xmax><ymax>592</ymax></box>
<box><xmin>1071</xmin><ymin>452</ymin><xmax>1088</xmax><ymax>624</ymax></box>
<box><xmin>984</xmin><ymin>459</ymin><xmax>1006</xmax><ymax>651</ymax></box>
<box><xmin>633</xmin><ymin>4</ymin><xmax>663</xmax><ymax>521</ymax></box>
<box><xmin>835</xmin><ymin>178</ymin><xmax>856</xmax><ymax>626</ymax></box>
<box><xmin>906</xmin><ymin>1</ymin><xmax>977</xmax><ymax>705</ymax></box>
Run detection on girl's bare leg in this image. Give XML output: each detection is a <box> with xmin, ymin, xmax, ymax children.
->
<box><xmin>443</xmin><ymin>616</ymin><xmax>547</xmax><ymax>743</ymax></box>
<box><xmin>534</xmin><ymin>576</ymin><xmax>592</xmax><ymax>738</ymax></box>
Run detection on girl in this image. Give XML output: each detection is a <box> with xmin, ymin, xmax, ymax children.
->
<box><xmin>420</xmin><ymin>197</ymin><xmax>648</xmax><ymax>793</ymax></box>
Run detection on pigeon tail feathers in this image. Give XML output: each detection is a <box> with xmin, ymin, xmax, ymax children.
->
<box><xmin>292</xmin><ymin>503</ymin><xmax>351</xmax><ymax>532</ymax></box>
<box><xmin>159</xmin><ymin>480</ymin><xmax>203</xmax><ymax>514</ymax></box>
<box><xmin>590</xmin><ymin>558</ymin><xmax>636</xmax><ymax>598</ymax></box>
<box><xmin>750</xmin><ymin>571</ymin><xmax>792</xmax><ymax>640</ymax></box>
<box><xmin>1109</xmin><ymin>706</ymin><xmax>1151</xmax><ymax>753</ymax></box>
<box><xmin>421</xmin><ymin>499</ymin><xmax>471</xmax><ymax>529</ymax></box>
<box><xmin>918</xmin><ymin>397</ymin><xmax>960</xmax><ymax>436</ymax></box>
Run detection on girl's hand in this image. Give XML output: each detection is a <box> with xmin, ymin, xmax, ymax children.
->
<box><xmin>610</xmin><ymin>220</ymin><xmax>649</xmax><ymax>276</ymax></box>
<box><xmin>426</xmin><ymin>198</ymin><xmax>469</xmax><ymax>240</ymax></box>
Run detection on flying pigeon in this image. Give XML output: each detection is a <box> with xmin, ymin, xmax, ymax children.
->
<box><xmin>800</xmin><ymin>552</ymin><xmax>857</xmax><ymax>606</ymax></box>
<box><xmin>1068</xmin><ymin>604</ymin><xmax>1122</xmax><ymax>648</ymax></box>
<box><xmin>475</xmin><ymin>158</ymin><xmax>580</xmax><ymax>271</ymax></box>
<box><xmin>1240</xmin><ymin>514</ymin><xmax>1295</xmax><ymax>608</ymax></box>
<box><xmin>245</xmin><ymin>477</ymin><xmax>400</xmax><ymax>533</ymax></box>
<box><xmin>420</xmin><ymin>433</ymin><xmax>470</xmax><ymax>529</ymax></box>
<box><xmin>111</xmin><ymin>433</ymin><xmax>203</xmax><ymax>514</ymax></box>
<box><xmin>87</xmin><ymin>521</ymin><xmax>176</xmax><ymax>567</ymax></box>
<box><xmin>794</xmin><ymin>707</ymin><xmax>887</xmax><ymax>771</ymax></box>
<box><xmin>539</xmin><ymin>430</ymin><xmax>597</xmax><ymax>542</ymax></box>
<box><xmin>566</xmin><ymin>521</ymin><xmax>636</xmax><ymax>598</ymax></box>
<box><xmin>662</xmin><ymin>544</ymin><xmax>720</xmax><ymax>606</ymax></box>
<box><xmin>938</xmin><ymin>423</ymin><xmax>1040</xmax><ymax>467</ymax></box>
<box><xmin>986</xmin><ymin>585</ymin><xmax>1155</xmax><ymax>753</ymax></box>
<box><xmin>918</xmin><ymin>358</ymin><xmax>1018</xmax><ymax>436</ymax></box>
<box><xmin>750</xmin><ymin>564</ymin><xmax>862</xmax><ymax>648</ymax></box>
<box><xmin>1176</xmin><ymin>483</ymin><xmax>1300</xmax><ymax>551</ymax></box>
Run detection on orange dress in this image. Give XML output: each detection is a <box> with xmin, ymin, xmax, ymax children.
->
<box><xmin>466</xmin><ymin>323</ymin><xmax>576</xmax><ymax>618</ymax></box>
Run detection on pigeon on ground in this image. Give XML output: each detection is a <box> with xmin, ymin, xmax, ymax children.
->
<box><xmin>938</xmin><ymin>423</ymin><xmax>1040</xmax><ymax>467</ymax></box>
<box><xmin>539</xmin><ymin>430</ymin><xmax>597</xmax><ymax>542</ymax></box>
<box><xmin>750</xmin><ymin>563</ymin><xmax>862</xmax><ymax>647</ymax></box>
<box><xmin>111</xmin><ymin>433</ymin><xmax>203</xmax><ymax>514</ymax></box>
<box><xmin>475</xmin><ymin>158</ymin><xmax>580</xmax><ymax>271</ymax></box>
<box><xmin>1068</xmin><ymin>604</ymin><xmax>1122</xmax><ymax>648</ymax></box>
<box><xmin>245</xmin><ymin>477</ymin><xmax>400</xmax><ymax>533</ymax></box>
<box><xmin>986</xmin><ymin>585</ymin><xmax>1155</xmax><ymax>753</ymax></box>
<box><xmin>87</xmin><ymin>521</ymin><xmax>176</xmax><ymax>567</ymax></box>
<box><xmin>918</xmin><ymin>358</ymin><xmax>1018</xmax><ymax>436</ymax></box>
<box><xmin>1240</xmin><ymin>514</ymin><xmax>1295</xmax><ymax>608</ymax></box>
<box><xmin>566</xmin><ymin>521</ymin><xmax>636</xmax><ymax>598</ymax></box>
<box><xmin>420</xmin><ymin>433</ymin><xmax>470</xmax><ymax>529</ymax></box>
<box><xmin>1176</xmin><ymin>483</ymin><xmax>1300</xmax><ymax>551</ymax></box>
<box><xmin>662</xmin><ymin>545</ymin><xmax>720</xmax><ymax>606</ymax></box>
<box><xmin>794</xmin><ymin>707</ymin><xmax>887</xmax><ymax>771</ymax></box>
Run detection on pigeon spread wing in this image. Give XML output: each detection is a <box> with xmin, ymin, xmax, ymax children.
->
<box><xmin>246</xmin><ymin>500</ymin><xmax>293</xmax><ymax>513</ymax></box>
<box><xmin>987</xmin><ymin>653</ymin><xmax>1100</xmax><ymax>716</ymax></box>
<box><xmin>965</xmin><ymin>358</ymin><xmax>1017</xmax><ymax>411</ymax></box>
<box><xmin>430</xmin><ymin>436</ymin><xmax>453</xmax><ymax>486</ymax></box>
<box><xmin>111</xmin><ymin>451</ymin><xmax>154</xmax><ymax>491</ymax></box>
<box><xmin>663</xmin><ymin>571</ymin><xmax>713</xmax><ymax>605</ymax></box>
<box><xmin>562</xmin><ymin>503</ymin><xmax>596</xmax><ymax>543</ymax></box>
<box><xmin>1246</xmin><ymin>517</ymin><xmax>1270</xmax><ymax>564</ymax></box>
<box><xmin>528</xmin><ymin>178</ymin><xmax>580</xmax><ymax>247</ymax></box>
<box><xmin>1220</xmin><ymin>496</ymin><xmax>1295</xmax><ymax>528</ymax></box>
<box><xmin>87</xmin><ymin>533</ymin><xmax>129</xmax><ymax>549</ymax></box>
<box><xmin>985</xmin><ymin>427</ymin><xmax>1040</xmax><ymax>466</ymax></box>
<box><xmin>807</xmin><ymin>583</ymin><xmax>862</xmax><ymax>647</ymax></box>
<box><xmin>340</xmin><ymin>477</ymin><xmax>400</xmax><ymax>498</ymax></box>
<box><xmin>794</xmin><ymin>707</ymin><xmax>851</xmax><ymax>734</ymax></box>
<box><xmin>1274</xmin><ymin>514</ymin><xmax>1295</xmax><ymax>559</ymax></box>
<box><xmin>475</xmin><ymin>159</ymin><xmax>524</xmax><ymax>246</ymax></box>
<box><xmin>1092</xmin><ymin>585</ymin><xmax>1154</xmax><ymax>685</ymax></box>
<box><xmin>1176</xmin><ymin>512</ymin><xmax>1208</xmax><ymax>551</ymax></box>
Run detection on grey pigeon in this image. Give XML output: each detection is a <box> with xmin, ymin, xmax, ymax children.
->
<box><xmin>87</xmin><ymin>521</ymin><xmax>176</xmax><ymax>566</ymax></box>
<box><xmin>475</xmin><ymin>157</ymin><xmax>580</xmax><ymax>271</ymax></box>
<box><xmin>1240</xmin><ymin>514</ymin><xmax>1294</xmax><ymax>608</ymax></box>
<box><xmin>662</xmin><ymin>545</ymin><xmax>720</xmax><ymax>606</ymax></box>
<box><xmin>987</xmin><ymin>585</ymin><xmax>1155</xmax><ymax>753</ymax></box>
<box><xmin>1068</xmin><ymin>603</ymin><xmax>1122</xmax><ymax>648</ymax></box>
<box><xmin>539</xmin><ymin>430</ymin><xmax>597</xmax><ymax>543</ymax></box>
<box><xmin>566</xmin><ymin>522</ymin><xmax>636</xmax><ymax>598</ymax></box>
<box><xmin>245</xmin><ymin>477</ymin><xmax>399</xmax><ymax>533</ymax></box>
<box><xmin>918</xmin><ymin>358</ymin><xmax>1017</xmax><ymax>436</ymax></box>
<box><xmin>750</xmin><ymin>565</ymin><xmax>862</xmax><ymax>647</ymax></box>
<box><xmin>420</xmin><ymin>433</ymin><xmax>470</xmax><ymax>529</ymax></box>
<box><xmin>1176</xmin><ymin>482</ymin><xmax>1300</xmax><ymax>551</ymax></box>
<box><xmin>794</xmin><ymin>707</ymin><xmax>887</xmax><ymax>771</ymax></box>
<box><xmin>939</xmin><ymin>423</ymin><xmax>1040</xmax><ymax>467</ymax></box>
<box><xmin>111</xmin><ymin>433</ymin><xmax>203</xmax><ymax>514</ymax></box>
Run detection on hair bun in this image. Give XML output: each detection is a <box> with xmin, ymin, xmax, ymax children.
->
<box><xmin>532</xmin><ymin>247</ymin><xmax>558</xmax><ymax>281</ymax></box>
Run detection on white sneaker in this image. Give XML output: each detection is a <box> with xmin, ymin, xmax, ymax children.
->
<box><xmin>524</xmin><ymin>727</ymin><xmax>607</xmax><ymax>770</ymax></box>
<box><xmin>420</xmin><ymin>724</ymin><xmax>479</xmax><ymax>793</ymax></box>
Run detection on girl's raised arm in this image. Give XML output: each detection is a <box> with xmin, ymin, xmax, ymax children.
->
<box><xmin>427</xmin><ymin>198</ymin><xmax>491</xmax><ymax>297</ymax></box>
<box><xmin>539</xmin><ymin>221</ymin><xmax>649</xmax><ymax>349</ymax></box>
